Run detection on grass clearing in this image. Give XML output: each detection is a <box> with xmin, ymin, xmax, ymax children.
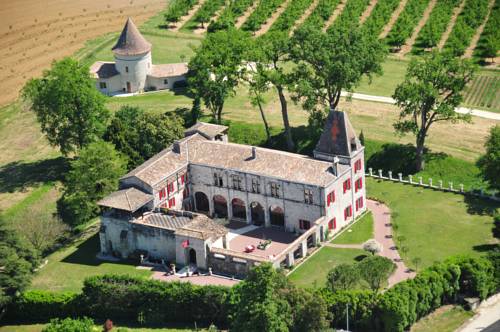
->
<box><xmin>366</xmin><ymin>177</ymin><xmax>499</xmax><ymax>269</ymax></box>
<box><xmin>410</xmin><ymin>305</ymin><xmax>474</xmax><ymax>332</ymax></box>
<box><xmin>331</xmin><ymin>212</ymin><xmax>374</xmax><ymax>244</ymax></box>
<box><xmin>288</xmin><ymin>247</ymin><xmax>367</xmax><ymax>288</ymax></box>
<box><xmin>30</xmin><ymin>232</ymin><xmax>152</xmax><ymax>292</ymax></box>
<box><xmin>0</xmin><ymin>325</ymin><xmax>194</xmax><ymax>332</ymax></box>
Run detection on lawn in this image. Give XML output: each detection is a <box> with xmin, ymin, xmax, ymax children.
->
<box><xmin>30</xmin><ymin>232</ymin><xmax>152</xmax><ymax>292</ymax></box>
<box><xmin>331</xmin><ymin>212</ymin><xmax>374</xmax><ymax>244</ymax></box>
<box><xmin>288</xmin><ymin>247</ymin><xmax>367</xmax><ymax>288</ymax></box>
<box><xmin>366</xmin><ymin>177</ymin><xmax>499</xmax><ymax>269</ymax></box>
<box><xmin>409</xmin><ymin>305</ymin><xmax>474</xmax><ymax>332</ymax></box>
<box><xmin>0</xmin><ymin>324</ymin><xmax>194</xmax><ymax>332</ymax></box>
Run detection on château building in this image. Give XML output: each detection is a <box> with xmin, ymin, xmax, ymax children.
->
<box><xmin>98</xmin><ymin>110</ymin><xmax>366</xmax><ymax>277</ymax></box>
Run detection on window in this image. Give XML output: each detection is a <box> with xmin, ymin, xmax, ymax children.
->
<box><xmin>299</xmin><ymin>220</ymin><xmax>311</xmax><ymax>230</ymax></box>
<box><xmin>125</xmin><ymin>66</ymin><xmax>129</xmax><ymax>73</ymax></box>
<box><xmin>304</xmin><ymin>189</ymin><xmax>313</xmax><ymax>204</ymax></box>
<box><xmin>343</xmin><ymin>179</ymin><xmax>351</xmax><ymax>194</ymax></box>
<box><xmin>158</xmin><ymin>188</ymin><xmax>166</xmax><ymax>200</ymax></box>
<box><xmin>327</xmin><ymin>191</ymin><xmax>335</xmax><ymax>206</ymax></box>
<box><xmin>328</xmin><ymin>218</ymin><xmax>336</xmax><ymax>230</ymax></box>
<box><xmin>168</xmin><ymin>197</ymin><xmax>176</xmax><ymax>208</ymax></box>
<box><xmin>99</xmin><ymin>82</ymin><xmax>107</xmax><ymax>89</ymax></box>
<box><xmin>354</xmin><ymin>159</ymin><xmax>362</xmax><ymax>173</ymax></box>
<box><xmin>270</xmin><ymin>183</ymin><xmax>280</xmax><ymax>198</ymax></box>
<box><xmin>180</xmin><ymin>173</ymin><xmax>186</xmax><ymax>185</ymax></box>
<box><xmin>167</xmin><ymin>182</ymin><xmax>174</xmax><ymax>194</ymax></box>
<box><xmin>344</xmin><ymin>205</ymin><xmax>352</xmax><ymax>220</ymax></box>
<box><xmin>355</xmin><ymin>178</ymin><xmax>363</xmax><ymax>192</ymax></box>
<box><xmin>232</xmin><ymin>175</ymin><xmax>242</xmax><ymax>190</ymax></box>
<box><xmin>164</xmin><ymin>79</ymin><xmax>169</xmax><ymax>85</ymax></box>
<box><xmin>214</xmin><ymin>173</ymin><xmax>223</xmax><ymax>187</ymax></box>
<box><xmin>356</xmin><ymin>197</ymin><xmax>364</xmax><ymax>211</ymax></box>
<box><xmin>251</xmin><ymin>178</ymin><xmax>260</xmax><ymax>193</ymax></box>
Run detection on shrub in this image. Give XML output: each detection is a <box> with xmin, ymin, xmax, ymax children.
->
<box><xmin>42</xmin><ymin>317</ymin><xmax>94</xmax><ymax>332</ymax></box>
<box><xmin>6</xmin><ymin>291</ymin><xmax>80</xmax><ymax>322</ymax></box>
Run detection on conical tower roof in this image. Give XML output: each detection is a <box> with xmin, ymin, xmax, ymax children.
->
<box><xmin>112</xmin><ymin>17</ymin><xmax>151</xmax><ymax>56</ymax></box>
<box><xmin>314</xmin><ymin>109</ymin><xmax>362</xmax><ymax>159</ymax></box>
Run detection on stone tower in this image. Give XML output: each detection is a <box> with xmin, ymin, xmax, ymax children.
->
<box><xmin>112</xmin><ymin>17</ymin><xmax>152</xmax><ymax>93</ymax></box>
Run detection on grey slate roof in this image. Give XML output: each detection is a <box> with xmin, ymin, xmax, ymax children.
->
<box><xmin>314</xmin><ymin>110</ymin><xmax>362</xmax><ymax>158</ymax></box>
<box><xmin>97</xmin><ymin>188</ymin><xmax>152</xmax><ymax>212</ymax></box>
<box><xmin>133</xmin><ymin>212</ymin><xmax>192</xmax><ymax>231</ymax></box>
<box><xmin>89</xmin><ymin>61</ymin><xmax>119</xmax><ymax>79</ymax></box>
<box><xmin>112</xmin><ymin>17</ymin><xmax>152</xmax><ymax>56</ymax></box>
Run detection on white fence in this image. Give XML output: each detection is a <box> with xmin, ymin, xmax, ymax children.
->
<box><xmin>366</xmin><ymin>168</ymin><xmax>499</xmax><ymax>202</ymax></box>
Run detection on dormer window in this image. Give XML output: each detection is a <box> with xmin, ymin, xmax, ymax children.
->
<box><xmin>125</xmin><ymin>66</ymin><xmax>129</xmax><ymax>73</ymax></box>
<box><xmin>232</xmin><ymin>175</ymin><xmax>242</xmax><ymax>190</ymax></box>
<box><xmin>270</xmin><ymin>183</ymin><xmax>280</xmax><ymax>198</ymax></box>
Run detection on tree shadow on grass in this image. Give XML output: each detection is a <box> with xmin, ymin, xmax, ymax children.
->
<box><xmin>0</xmin><ymin>156</ymin><xmax>68</xmax><ymax>193</ymax></box>
<box><xmin>355</xmin><ymin>254</ymin><xmax>368</xmax><ymax>262</ymax></box>
<box><xmin>473</xmin><ymin>244</ymin><xmax>500</xmax><ymax>253</ymax></box>
<box><xmin>62</xmin><ymin>233</ymin><xmax>138</xmax><ymax>268</ymax></box>
<box><xmin>268</xmin><ymin>125</ymin><xmax>320</xmax><ymax>155</ymax></box>
<box><xmin>463</xmin><ymin>195</ymin><xmax>500</xmax><ymax>216</ymax></box>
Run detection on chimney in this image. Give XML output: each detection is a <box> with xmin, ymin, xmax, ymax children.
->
<box><xmin>332</xmin><ymin>156</ymin><xmax>340</xmax><ymax>176</ymax></box>
<box><xmin>252</xmin><ymin>146</ymin><xmax>256</xmax><ymax>159</ymax></box>
<box><xmin>173</xmin><ymin>141</ymin><xmax>181</xmax><ymax>153</ymax></box>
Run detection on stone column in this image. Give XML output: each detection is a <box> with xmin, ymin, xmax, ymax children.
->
<box><xmin>409</xmin><ymin>175</ymin><xmax>413</xmax><ymax>184</ymax></box>
<box><xmin>301</xmin><ymin>240</ymin><xmax>307</xmax><ymax>258</ymax></box>
<box><xmin>388</xmin><ymin>171</ymin><xmax>393</xmax><ymax>180</ymax></box>
<box><xmin>398</xmin><ymin>173</ymin><xmax>403</xmax><ymax>182</ymax></box>
<box><xmin>449</xmin><ymin>182</ymin><xmax>453</xmax><ymax>191</ymax></box>
<box><xmin>208</xmin><ymin>196</ymin><xmax>215</xmax><ymax>217</ymax></box>
<box><xmin>378</xmin><ymin>169</ymin><xmax>383</xmax><ymax>178</ymax></box>
<box><xmin>460</xmin><ymin>184</ymin><xmax>464</xmax><ymax>193</ymax></box>
<box><xmin>369</xmin><ymin>168</ymin><xmax>373</xmax><ymax>176</ymax></box>
<box><xmin>429</xmin><ymin>178</ymin><xmax>433</xmax><ymax>187</ymax></box>
<box><xmin>286</xmin><ymin>251</ymin><xmax>295</xmax><ymax>267</ymax></box>
<box><xmin>418</xmin><ymin>176</ymin><xmax>423</xmax><ymax>185</ymax></box>
<box><xmin>264</xmin><ymin>207</ymin><xmax>271</xmax><ymax>228</ymax></box>
<box><xmin>246</xmin><ymin>205</ymin><xmax>252</xmax><ymax>225</ymax></box>
<box><xmin>439</xmin><ymin>180</ymin><xmax>443</xmax><ymax>189</ymax></box>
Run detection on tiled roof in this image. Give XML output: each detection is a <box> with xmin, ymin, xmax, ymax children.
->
<box><xmin>89</xmin><ymin>61</ymin><xmax>119</xmax><ymax>79</ymax></box>
<box><xmin>185</xmin><ymin>122</ymin><xmax>228</xmax><ymax>139</ymax></box>
<box><xmin>149</xmin><ymin>63</ymin><xmax>189</xmax><ymax>78</ymax></box>
<box><xmin>314</xmin><ymin>110</ymin><xmax>362</xmax><ymax>158</ymax></box>
<box><xmin>133</xmin><ymin>212</ymin><xmax>192</xmax><ymax>231</ymax></box>
<box><xmin>112</xmin><ymin>17</ymin><xmax>152</xmax><ymax>56</ymax></box>
<box><xmin>97</xmin><ymin>188</ymin><xmax>152</xmax><ymax>212</ymax></box>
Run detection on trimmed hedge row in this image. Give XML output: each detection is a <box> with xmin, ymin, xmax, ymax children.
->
<box><xmin>386</xmin><ymin>0</ymin><xmax>430</xmax><ymax>47</ymax></box>
<box><xmin>7</xmin><ymin>254</ymin><xmax>500</xmax><ymax>331</ymax></box>
<box><xmin>193</xmin><ymin>0</ymin><xmax>226</xmax><ymax>26</ymax></box>
<box><xmin>300</xmin><ymin>0</ymin><xmax>341</xmax><ymax>30</ymax></box>
<box><xmin>165</xmin><ymin>0</ymin><xmax>199</xmax><ymax>24</ymax></box>
<box><xmin>269</xmin><ymin>0</ymin><xmax>315</xmax><ymax>33</ymax></box>
<box><xmin>362</xmin><ymin>0</ymin><xmax>401</xmax><ymax>36</ymax></box>
<box><xmin>241</xmin><ymin>0</ymin><xmax>287</xmax><ymax>32</ymax></box>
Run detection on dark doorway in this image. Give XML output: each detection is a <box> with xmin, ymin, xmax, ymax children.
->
<box><xmin>250</xmin><ymin>202</ymin><xmax>265</xmax><ymax>226</ymax></box>
<box><xmin>213</xmin><ymin>195</ymin><xmax>228</xmax><ymax>218</ymax></box>
<box><xmin>189</xmin><ymin>248</ymin><xmax>196</xmax><ymax>264</ymax></box>
<box><xmin>195</xmin><ymin>192</ymin><xmax>209</xmax><ymax>213</ymax></box>
<box><xmin>231</xmin><ymin>198</ymin><xmax>246</xmax><ymax>220</ymax></box>
<box><xmin>126</xmin><ymin>81</ymin><xmax>131</xmax><ymax>93</ymax></box>
<box><xmin>270</xmin><ymin>205</ymin><xmax>285</xmax><ymax>227</ymax></box>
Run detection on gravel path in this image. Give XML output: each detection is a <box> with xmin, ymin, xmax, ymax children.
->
<box><xmin>368</xmin><ymin>199</ymin><xmax>416</xmax><ymax>287</ymax></box>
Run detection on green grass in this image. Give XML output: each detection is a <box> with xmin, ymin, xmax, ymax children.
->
<box><xmin>367</xmin><ymin>177</ymin><xmax>499</xmax><ymax>269</ymax></box>
<box><xmin>30</xmin><ymin>233</ymin><xmax>152</xmax><ymax>292</ymax></box>
<box><xmin>288</xmin><ymin>247</ymin><xmax>367</xmax><ymax>288</ymax></box>
<box><xmin>410</xmin><ymin>305</ymin><xmax>474</xmax><ymax>332</ymax></box>
<box><xmin>331</xmin><ymin>212</ymin><xmax>374</xmax><ymax>244</ymax></box>
<box><xmin>0</xmin><ymin>324</ymin><xmax>194</xmax><ymax>332</ymax></box>
<box><xmin>356</xmin><ymin>57</ymin><xmax>409</xmax><ymax>97</ymax></box>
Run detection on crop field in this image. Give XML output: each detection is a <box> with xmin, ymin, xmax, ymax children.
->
<box><xmin>0</xmin><ymin>0</ymin><xmax>166</xmax><ymax>107</ymax></box>
<box><xmin>463</xmin><ymin>73</ymin><xmax>500</xmax><ymax>112</ymax></box>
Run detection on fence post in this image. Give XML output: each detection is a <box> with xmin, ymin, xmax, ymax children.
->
<box><xmin>378</xmin><ymin>169</ymin><xmax>383</xmax><ymax>178</ymax></box>
<box><xmin>460</xmin><ymin>184</ymin><xmax>464</xmax><ymax>193</ymax></box>
<box><xmin>409</xmin><ymin>175</ymin><xmax>413</xmax><ymax>184</ymax></box>
<box><xmin>369</xmin><ymin>168</ymin><xmax>373</xmax><ymax>176</ymax></box>
<box><xmin>398</xmin><ymin>173</ymin><xmax>403</xmax><ymax>182</ymax></box>
<box><xmin>388</xmin><ymin>171</ymin><xmax>393</xmax><ymax>180</ymax></box>
<box><xmin>429</xmin><ymin>178</ymin><xmax>433</xmax><ymax>187</ymax></box>
<box><xmin>439</xmin><ymin>180</ymin><xmax>443</xmax><ymax>189</ymax></box>
<box><xmin>419</xmin><ymin>176</ymin><xmax>423</xmax><ymax>185</ymax></box>
<box><xmin>449</xmin><ymin>182</ymin><xmax>454</xmax><ymax>191</ymax></box>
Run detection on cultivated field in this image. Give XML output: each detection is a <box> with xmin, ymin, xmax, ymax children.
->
<box><xmin>0</xmin><ymin>0</ymin><xmax>166</xmax><ymax>107</ymax></box>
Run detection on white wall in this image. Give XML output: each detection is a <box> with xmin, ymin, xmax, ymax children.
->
<box><xmin>146</xmin><ymin>75</ymin><xmax>186</xmax><ymax>91</ymax></box>
<box><xmin>114</xmin><ymin>52</ymin><xmax>152</xmax><ymax>92</ymax></box>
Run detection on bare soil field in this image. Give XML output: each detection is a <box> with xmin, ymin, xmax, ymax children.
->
<box><xmin>0</xmin><ymin>0</ymin><xmax>166</xmax><ymax>107</ymax></box>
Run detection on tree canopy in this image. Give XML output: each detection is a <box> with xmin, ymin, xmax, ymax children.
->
<box><xmin>327</xmin><ymin>263</ymin><xmax>361</xmax><ymax>291</ymax></box>
<box><xmin>188</xmin><ymin>28</ymin><xmax>251</xmax><ymax>123</ymax></box>
<box><xmin>393</xmin><ymin>51</ymin><xmax>476</xmax><ymax>171</ymax></box>
<box><xmin>22</xmin><ymin>57</ymin><xmax>109</xmax><ymax>156</ymax></box>
<box><xmin>104</xmin><ymin>106</ymin><xmax>185</xmax><ymax>169</ymax></box>
<box><xmin>358</xmin><ymin>256</ymin><xmax>396</xmax><ymax>292</ymax></box>
<box><xmin>59</xmin><ymin>141</ymin><xmax>127</xmax><ymax>226</ymax></box>
<box><xmin>477</xmin><ymin>125</ymin><xmax>500</xmax><ymax>191</ymax></box>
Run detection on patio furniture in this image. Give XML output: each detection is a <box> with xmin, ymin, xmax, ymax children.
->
<box><xmin>244</xmin><ymin>245</ymin><xmax>256</xmax><ymax>253</ymax></box>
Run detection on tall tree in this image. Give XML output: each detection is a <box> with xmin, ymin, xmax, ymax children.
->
<box><xmin>254</xmin><ymin>31</ymin><xmax>295</xmax><ymax>151</ymax></box>
<box><xmin>290</xmin><ymin>23</ymin><xmax>385</xmax><ymax>122</ymax></box>
<box><xmin>358</xmin><ymin>256</ymin><xmax>396</xmax><ymax>292</ymax></box>
<box><xmin>477</xmin><ymin>125</ymin><xmax>500</xmax><ymax>190</ymax></box>
<box><xmin>104</xmin><ymin>106</ymin><xmax>185</xmax><ymax>169</ymax></box>
<box><xmin>59</xmin><ymin>141</ymin><xmax>127</xmax><ymax>226</ymax></box>
<box><xmin>393</xmin><ymin>51</ymin><xmax>476</xmax><ymax>171</ymax></box>
<box><xmin>188</xmin><ymin>28</ymin><xmax>251</xmax><ymax>124</ymax></box>
<box><xmin>327</xmin><ymin>263</ymin><xmax>361</xmax><ymax>291</ymax></box>
<box><xmin>22</xmin><ymin>57</ymin><xmax>109</xmax><ymax>156</ymax></box>
<box><xmin>0</xmin><ymin>215</ymin><xmax>40</xmax><ymax>312</ymax></box>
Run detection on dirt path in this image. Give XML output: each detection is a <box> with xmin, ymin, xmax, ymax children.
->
<box><xmin>235</xmin><ymin>2</ymin><xmax>259</xmax><ymax>28</ymax></box>
<box><xmin>255</xmin><ymin>0</ymin><xmax>292</xmax><ymax>36</ymax></box>
<box><xmin>172</xmin><ymin>0</ymin><xmax>207</xmax><ymax>32</ymax></box>
<box><xmin>0</xmin><ymin>0</ymin><xmax>165</xmax><ymax>107</ymax></box>
<box><xmin>437</xmin><ymin>0</ymin><xmax>466</xmax><ymax>50</ymax></box>
<box><xmin>360</xmin><ymin>0</ymin><xmax>378</xmax><ymax>24</ymax></box>
<box><xmin>463</xmin><ymin>0</ymin><xmax>496</xmax><ymax>58</ymax></box>
<box><xmin>398</xmin><ymin>0</ymin><xmax>437</xmax><ymax>58</ymax></box>
<box><xmin>290</xmin><ymin>0</ymin><xmax>320</xmax><ymax>33</ymax></box>
<box><xmin>368</xmin><ymin>199</ymin><xmax>416</xmax><ymax>287</ymax></box>
<box><xmin>379</xmin><ymin>0</ymin><xmax>408</xmax><ymax>39</ymax></box>
<box><xmin>322</xmin><ymin>0</ymin><xmax>347</xmax><ymax>32</ymax></box>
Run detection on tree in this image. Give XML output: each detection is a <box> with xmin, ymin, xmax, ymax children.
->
<box><xmin>104</xmin><ymin>106</ymin><xmax>185</xmax><ymax>168</ymax></box>
<box><xmin>359</xmin><ymin>130</ymin><xmax>365</xmax><ymax>146</ymax></box>
<box><xmin>327</xmin><ymin>263</ymin><xmax>361</xmax><ymax>291</ymax></box>
<box><xmin>42</xmin><ymin>317</ymin><xmax>94</xmax><ymax>332</ymax></box>
<box><xmin>358</xmin><ymin>256</ymin><xmax>396</xmax><ymax>292</ymax></box>
<box><xmin>412</xmin><ymin>257</ymin><xmax>422</xmax><ymax>273</ymax></box>
<box><xmin>230</xmin><ymin>263</ymin><xmax>292</xmax><ymax>332</ymax></box>
<box><xmin>285</xmin><ymin>287</ymin><xmax>331</xmax><ymax>332</ymax></box>
<box><xmin>290</xmin><ymin>22</ymin><xmax>385</xmax><ymax>123</ymax></box>
<box><xmin>22</xmin><ymin>57</ymin><xmax>109</xmax><ymax>156</ymax></box>
<box><xmin>363</xmin><ymin>239</ymin><xmax>383</xmax><ymax>255</ymax></box>
<box><xmin>254</xmin><ymin>31</ymin><xmax>295</xmax><ymax>150</ymax></box>
<box><xmin>393</xmin><ymin>51</ymin><xmax>476</xmax><ymax>171</ymax></box>
<box><xmin>188</xmin><ymin>28</ymin><xmax>251</xmax><ymax>123</ymax></box>
<box><xmin>59</xmin><ymin>141</ymin><xmax>127</xmax><ymax>226</ymax></box>
<box><xmin>477</xmin><ymin>125</ymin><xmax>500</xmax><ymax>190</ymax></box>
<box><xmin>0</xmin><ymin>215</ymin><xmax>39</xmax><ymax>311</ymax></box>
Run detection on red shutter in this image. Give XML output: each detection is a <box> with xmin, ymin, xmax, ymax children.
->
<box><xmin>356</xmin><ymin>199</ymin><xmax>359</xmax><ymax>211</ymax></box>
<box><xmin>333</xmin><ymin>218</ymin><xmax>336</xmax><ymax>229</ymax></box>
<box><xmin>360</xmin><ymin>178</ymin><xmax>363</xmax><ymax>189</ymax></box>
<box><xmin>344</xmin><ymin>208</ymin><xmax>347</xmax><ymax>220</ymax></box>
<box><xmin>327</xmin><ymin>194</ymin><xmax>331</xmax><ymax>206</ymax></box>
<box><xmin>181</xmin><ymin>174</ymin><xmax>185</xmax><ymax>184</ymax></box>
<box><xmin>332</xmin><ymin>191</ymin><xmax>335</xmax><ymax>203</ymax></box>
